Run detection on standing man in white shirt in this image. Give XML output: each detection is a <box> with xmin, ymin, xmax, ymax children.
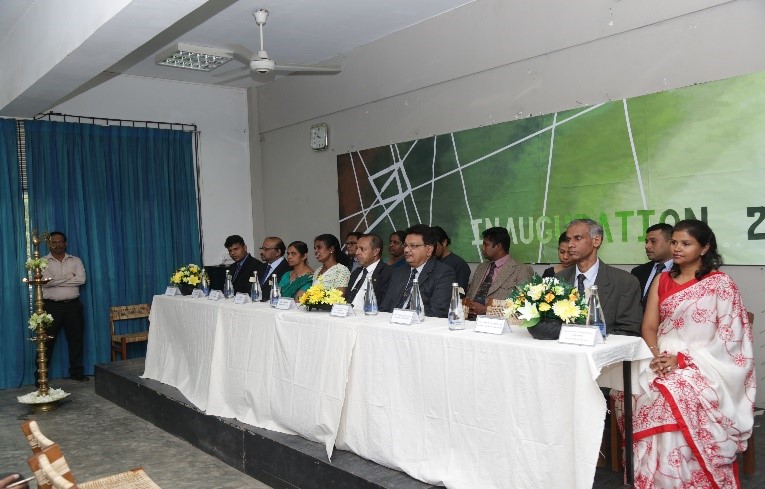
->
<box><xmin>42</xmin><ymin>231</ymin><xmax>87</xmax><ymax>381</ymax></box>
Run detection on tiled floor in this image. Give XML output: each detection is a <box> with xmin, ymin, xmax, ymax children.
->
<box><xmin>0</xmin><ymin>377</ymin><xmax>761</xmax><ymax>488</ymax></box>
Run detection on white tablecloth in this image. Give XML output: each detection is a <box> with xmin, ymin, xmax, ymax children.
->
<box><xmin>144</xmin><ymin>296</ymin><xmax>651</xmax><ymax>488</ymax></box>
<box><xmin>143</xmin><ymin>296</ymin><xmax>357</xmax><ymax>459</ymax></box>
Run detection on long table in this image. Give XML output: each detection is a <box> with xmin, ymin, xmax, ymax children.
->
<box><xmin>143</xmin><ymin>295</ymin><xmax>651</xmax><ymax>488</ymax></box>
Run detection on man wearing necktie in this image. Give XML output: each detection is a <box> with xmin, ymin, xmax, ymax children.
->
<box><xmin>555</xmin><ymin>219</ymin><xmax>642</xmax><ymax>336</ymax></box>
<box><xmin>379</xmin><ymin>224</ymin><xmax>455</xmax><ymax>317</ymax></box>
<box><xmin>630</xmin><ymin>223</ymin><xmax>674</xmax><ymax>308</ymax></box>
<box><xmin>465</xmin><ymin>227</ymin><xmax>533</xmax><ymax>317</ymax></box>
<box><xmin>346</xmin><ymin>234</ymin><xmax>392</xmax><ymax>309</ymax></box>
<box><xmin>225</xmin><ymin>235</ymin><xmax>266</xmax><ymax>294</ymax></box>
<box><xmin>259</xmin><ymin>237</ymin><xmax>290</xmax><ymax>300</ymax></box>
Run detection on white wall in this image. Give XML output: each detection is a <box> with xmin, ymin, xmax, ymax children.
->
<box><xmin>255</xmin><ymin>0</ymin><xmax>765</xmax><ymax>404</ymax></box>
<box><xmin>54</xmin><ymin>74</ymin><xmax>256</xmax><ymax>265</ymax></box>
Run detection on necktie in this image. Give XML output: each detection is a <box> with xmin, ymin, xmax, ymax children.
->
<box><xmin>397</xmin><ymin>269</ymin><xmax>418</xmax><ymax>308</ymax></box>
<box><xmin>261</xmin><ymin>264</ymin><xmax>272</xmax><ymax>284</ymax></box>
<box><xmin>473</xmin><ymin>261</ymin><xmax>497</xmax><ymax>305</ymax></box>
<box><xmin>644</xmin><ymin>262</ymin><xmax>665</xmax><ymax>298</ymax></box>
<box><xmin>233</xmin><ymin>259</ymin><xmax>245</xmax><ymax>282</ymax></box>
<box><xmin>577</xmin><ymin>273</ymin><xmax>586</xmax><ymax>296</ymax></box>
<box><xmin>347</xmin><ymin>268</ymin><xmax>368</xmax><ymax>303</ymax></box>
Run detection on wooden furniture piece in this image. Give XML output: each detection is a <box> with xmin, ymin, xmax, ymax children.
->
<box><xmin>110</xmin><ymin>304</ymin><xmax>151</xmax><ymax>361</ymax></box>
<box><xmin>29</xmin><ymin>443</ymin><xmax>161</xmax><ymax>489</ymax></box>
<box><xmin>21</xmin><ymin>420</ymin><xmax>55</xmax><ymax>454</ymax></box>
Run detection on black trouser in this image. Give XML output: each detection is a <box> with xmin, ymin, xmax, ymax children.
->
<box><xmin>43</xmin><ymin>298</ymin><xmax>85</xmax><ymax>378</ymax></box>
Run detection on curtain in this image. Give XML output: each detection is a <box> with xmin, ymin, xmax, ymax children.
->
<box><xmin>0</xmin><ymin>119</ymin><xmax>28</xmax><ymax>389</ymax></box>
<box><xmin>25</xmin><ymin>120</ymin><xmax>200</xmax><ymax>379</ymax></box>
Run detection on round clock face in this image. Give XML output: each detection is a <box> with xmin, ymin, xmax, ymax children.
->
<box><xmin>311</xmin><ymin>124</ymin><xmax>328</xmax><ymax>150</ymax></box>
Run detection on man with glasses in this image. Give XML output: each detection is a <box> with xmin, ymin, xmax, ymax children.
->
<box><xmin>259</xmin><ymin>237</ymin><xmax>289</xmax><ymax>300</ymax></box>
<box><xmin>465</xmin><ymin>227</ymin><xmax>533</xmax><ymax>317</ymax></box>
<box><xmin>380</xmin><ymin>224</ymin><xmax>455</xmax><ymax>317</ymax></box>
<box><xmin>225</xmin><ymin>235</ymin><xmax>265</xmax><ymax>294</ymax></box>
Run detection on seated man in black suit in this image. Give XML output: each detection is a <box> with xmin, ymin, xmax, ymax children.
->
<box><xmin>345</xmin><ymin>234</ymin><xmax>392</xmax><ymax>309</ymax></box>
<box><xmin>225</xmin><ymin>235</ymin><xmax>265</xmax><ymax>294</ymax></box>
<box><xmin>380</xmin><ymin>224</ymin><xmax>456</xmax><ymax>317</ymax></box>
<box><xmin>630</xmin><ymin>223</ymin><xmax>673</xmax><ymax>307</ymax></box>
<box><xmin>555</xmin><ymin>219</ymin><xmax>642</xmax><ymax>336</ymax></box>
<box><xmin>259</xmin><ymin>237</ymin><xmax>290</xmax><ymax>300</ymax></box>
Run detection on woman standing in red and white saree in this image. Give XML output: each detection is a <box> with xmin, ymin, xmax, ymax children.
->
<box><xmin>630</xmin><ymin>219</ymin><xmax>755</xmax><ymax>488</ymax></box>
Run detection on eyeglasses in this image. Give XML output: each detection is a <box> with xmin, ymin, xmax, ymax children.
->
<box><xmin>259</xmin><ymin>247</ymin><xmax>278</xmax><ymax>251</ymax></box>
<box><xmin>403</xmin><ymin>243</ymin><xmax>426</xmax><ymax>249</ymax></box>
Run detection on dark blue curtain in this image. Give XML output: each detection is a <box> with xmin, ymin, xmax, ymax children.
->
<box><xmin>0</xmin><ymin>119</ymin><xmax>29</xmax><ymax>389</ymax></box>
<box><xmin>25</xmin><ymin>120</ymin><xmax>200</xmax><ymax>380</ymax></box>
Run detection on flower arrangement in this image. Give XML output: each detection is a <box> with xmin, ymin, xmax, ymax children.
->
<box><xmin>504</xmin><ymin>275</ymin><xmax>588</xmax><ymax>327</ymax></box>
<box><xmin>170</xmin><ymin>264</ymin><xmax>202</xmax><ymax>286</ymax></box>
<box><xmin>26</xmin><ymin>257</ymin><xmax>48</xmax><ymax>271</ymax></box>
<box><xmin>299</xmin><ymin>278</ymin><xmax>347</xmax><ymax>308</ymax></box>
<box><xmin>28</xmin><ymin>312</ymin><xmax>54</xmax><ymax>331</ymax></box>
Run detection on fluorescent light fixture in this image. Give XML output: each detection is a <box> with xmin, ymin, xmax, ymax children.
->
<box><xmin>155</xmin><ymin>43</ymin><xmax>233</xmax><ymax>72</ymax></box>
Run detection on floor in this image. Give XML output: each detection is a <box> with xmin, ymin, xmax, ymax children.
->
<box><xmin>0</xmin><ymin>378</ymin><xmax>761</xmax><ymax>488</ymax></box>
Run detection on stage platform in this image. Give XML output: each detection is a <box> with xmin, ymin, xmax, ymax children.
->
<box><xmin>95</xmin><ymin>358</ymin><xmax>439</xmax><ymax>489</ymax></box>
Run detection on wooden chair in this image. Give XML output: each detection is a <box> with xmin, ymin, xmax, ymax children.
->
<box><xmin>21</xmin><ymin>420</ymin><xmax>55</xmax><ymax>454</ymax></box>
<box><xmin>110</xmin><ymin>304</ymin><xmax>151</xmax><ymax>361</ymax></box>
<box><xmin>30</xmin><ymin>443</ymin><xmax>161</xmax><ymax>489</ymax></box>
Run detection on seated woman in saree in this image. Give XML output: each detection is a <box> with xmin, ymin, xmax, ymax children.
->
<box><xmin>278</xmin><ymin>241</ymin><xmax>314</xmax><ymax>301</ymax></box>
<box><xmin>312</xmin><ymin>234</ymin><xmax>351</xmax><ymax>292</ymax></box>
<box><xmin>616</xmin><ymin>219</ymin><xmax>755</xmax><ymax>489</ymax></box>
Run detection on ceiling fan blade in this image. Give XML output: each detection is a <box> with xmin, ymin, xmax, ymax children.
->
<box><xmin>211</xmin><ymin>66</ymin><xmax>249</xmax><ymax>78</ymax></box>
<box><xmin>214</xmin><ymin>73</ymin><xmax>253</xmax><ymax>85</ymax></box>
<box><xmin>226</xmin><ymin>43</ymin><xmax>255</xmax><ymax>65</ymax></box>
<box><xmin>273</xmin><ymin>64</ymin><xmax>342</xmax><ymax>74</ymax></box>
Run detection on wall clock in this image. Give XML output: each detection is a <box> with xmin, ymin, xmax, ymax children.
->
<box><xmin>310</xmin><ymin>123</ymin><xmax>328</xmax><ymax>151</ymax></box>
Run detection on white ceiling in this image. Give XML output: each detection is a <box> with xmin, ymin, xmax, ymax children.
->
<box><xmin>0</xmin><ymin>0</ymin><xmax>474</xmax><ymax>116</ymax></box>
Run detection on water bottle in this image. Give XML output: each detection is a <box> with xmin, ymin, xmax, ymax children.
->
<box><xmin>250</xmin><ymin>271</ymin><xmax>261</xmax><ymax>302</ymax></box>
<box><xmin>448</xmin><ymin>283</ymin><xmax>464</xmax><ymax>330</ymax></box>
<box><xmin>363</xmin><ymin>278</ymin><xmax>378</xmax><ymax>315</ymax></box>
<box><xmin>223</xmin><ymin>270</ymin><xmax>234</xmax><ymax>298</ymax></box>
<box><xmin>407</xmin><ymin>278</ymin><xmax>425</xmax><ymax>322</ymax></box>
<box><xmin>201</xmin><ymin>270</ymin><xmax>210</xmax><ymax>297</ymax></box>
<box><xmin>586</xmin><ymin>285</ymin><xmax>607</xmax><ymax>338</ymax></box>
<box><xmin>269</xmin><ymin>274</ymin><xmax>280</xmax><ymax>307</ymax></box>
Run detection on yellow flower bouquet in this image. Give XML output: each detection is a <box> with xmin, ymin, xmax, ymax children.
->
<box><xmin>504</xmin><ymin>275</ymin><xmax>588</xmax><ymax>339</ymax></box>
<box><xmin>299</xmin><ymin>278</ymin><xmax>346</xmax><ymax>310</ymax></box>
<box><xmin>170</xmin><ymin>264</ymin><xmax>202</xmax><ymax>295</ymax></box>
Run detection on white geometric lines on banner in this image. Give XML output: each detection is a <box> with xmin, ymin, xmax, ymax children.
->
<box><xmin>348</xmin><ymin>152</ymin><xmax>369</xmax><ymax>230</ymax></box>
<box><xmin>356</xmin><ymin>151</ymin><xmax>396</xmax><ymax>229</ymax></box>
<box><xmin>429</xmin><ymin>135</ymin><xmax>437</xmax><ymax>225</ymax></box>
<box><xmin>409</xmin><ymin>103</ymin><xmax>606</xmax><ymax>194</ymax></box>
<box><xmin>450</xmin><ymin>132</ymin><xmax>482</xmax><ymax>261</ymax></box>
<box><xmin>623</xmin><ymin>99</ymin><xmax>647</xmax><ymax>209</ymax></box>
<box><xmin>393</xmin><ymin>143</ymin><xmax>423</xmax><ymax>225</ymax></box>
<box><xmin>538</xmin><ymin>112</ymin><xmax>558</xmax><ymax>263</ymax></box>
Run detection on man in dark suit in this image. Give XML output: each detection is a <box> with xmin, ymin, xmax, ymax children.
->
<box><xmin>380</xmin><ymin>224</ymin><xmax>456</xmax><ymax>317</ymax></box>
<box><xmin>259</xmin><ymin>237</ymin><xmax>290</xmax><ymax>300</ymax></box>
<box><xmin>556</xmin><ymin>219</ymin><xmax>642</xmax><ymax>336</ymax></box>
<box><xmin>631</xmin><ymin>223</ymin><xmax>674</xmax><ymax>307</ymax></box>
<box><xmin>225</xmin><ymin>235</ymin><xmax>265</xmax><ymax>294</ymax></box>
<box><xmin>346</xmin><ymin>234</ymin><xmax>391</xmax><ymax>309</ymax></box>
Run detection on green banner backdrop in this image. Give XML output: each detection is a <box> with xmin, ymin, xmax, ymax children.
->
<box><xmin>338</xmin><ymin>70</ymin><xmax>765</xmax><ymax>265</ymax></box>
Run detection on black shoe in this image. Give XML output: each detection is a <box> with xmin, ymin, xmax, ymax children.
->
<box><xmin>71</xmin><ymin>375</ymin><xmax>89</xmax><ymax>382</ymax></box>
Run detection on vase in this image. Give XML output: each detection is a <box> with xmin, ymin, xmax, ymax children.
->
<box><xmin>307</xmin><ymin>303</ymin><xmax>333</xmax><ymax>311</ymax></box>
<box><xmin>179</xmin><ymin>284</ymin><xmax>195</xmax><ymax>296</ymax></box>
<box><xmin>528</xmin><ymin>319</ymin><xmax>563</xmax><ymax>340</ymax></box>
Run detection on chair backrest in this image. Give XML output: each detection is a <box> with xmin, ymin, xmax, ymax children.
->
<box><xmin>109</xmin><ymin>304</ymin><xmax>151</xmax><ymax>336</ymax></box>
<box><xmin>28</xmin><ymin>444</ymin><xmax>77</xmax><ymax>489</ymax></box>
<box><xmin>21</xmin><ymin>420</ymin><xmax>55</xmax><ymax>454</ymax></box>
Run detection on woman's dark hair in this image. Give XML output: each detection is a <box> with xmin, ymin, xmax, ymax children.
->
<box><xmin>288</xmin><ymin>241</ymin><xmax>309</xmax><ymax>264</ymax></box>
<box><xmin>557</xmin><ymin>232</ymin><xmax>568</xmax><ymax>246</ymax></box>
<box><xmin>314</xmin><ymin>234</ymin><xmax>351</xmax><ymax>268</ymax></box>
<box><xmin>670</xmin><ymin>219</ymin><xmax>722</xmax><ymax>280</ymax></box>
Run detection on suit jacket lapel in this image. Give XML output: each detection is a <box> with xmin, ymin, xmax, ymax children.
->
<box><xmin>487</xmin><ymin>257</ymin><xmax>517</xmax><ymax>296</ymax></box>
<box><xmin>417</xmin><ymin>259</ymin><xmax>434</xmax><ymax>286</ymax></box>
<box><xmin>594</xmin><ymin>263</ymin><xmax>614</xmax><ymax>306</ymax></box>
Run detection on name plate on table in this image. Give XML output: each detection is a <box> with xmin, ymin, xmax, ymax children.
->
<box><xmin>558</xmin><ymin>325</ymin><xmax>604</xmax><ymax>346</ymax></box>
<box><xmin>233</xmin><ymin>293</ymin><xmax>250</xmax><ymax>304</ymax></box>
<box><xmin>330</xmin><ymin>304</ymin><xmax>354</xmax><ymax>317</ymax></box>
<box><xmin>207</xmin><ymin>290</ymin><xmax>223</xmax><ymax>301</ymax></box>
<box><xmin>275</xmin><ymin>298</ymin><xmax>296</xmax><ymax>310</ymax></box>
<box><xmin>474</xmin><ymin>315</ymin><xmax>509</xmax><ymax>335</ymax></box>
<box><xmin>190</xmin><ymin>289</ymin><xmax>205</xmax><ymax>299</ymax></box>
<box><xmin>164</xmin><ymin>286</ymin><xmax>181</xmax><ymax>296</ymax></box>
<box><xmin>390</xmin><ymin>308</ymin><xmax>420</xmax><ymax>325</ymax></box>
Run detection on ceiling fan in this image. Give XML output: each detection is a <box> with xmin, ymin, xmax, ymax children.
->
<box><xmin>216</xmin><ymin>9</ymin><xmax>341</xmax><ymax>83</ymax></box>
